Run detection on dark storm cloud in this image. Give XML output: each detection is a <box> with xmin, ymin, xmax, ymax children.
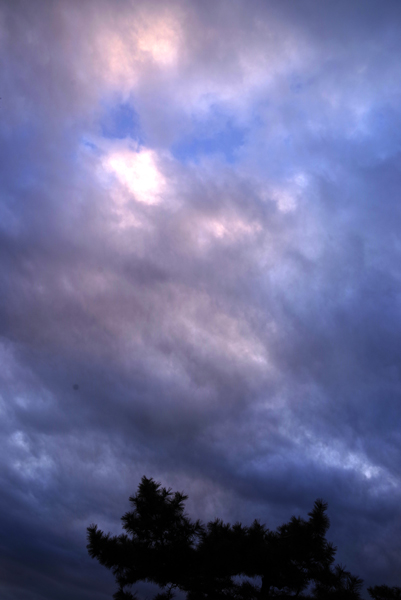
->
<box><xmin>2</xmin><ymin>0</ymin><xmax>401</xmax><ymax>598</ymax></box>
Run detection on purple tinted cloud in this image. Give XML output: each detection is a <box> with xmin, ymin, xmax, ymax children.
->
<box><xmin>2</xmin><ymin>1</ymin><xmax>401</xmax><ymax>598</ymax></box>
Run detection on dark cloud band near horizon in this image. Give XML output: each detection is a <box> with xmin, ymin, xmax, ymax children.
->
<box><xmin>2</xmin><ymin>0</ymin><xmax>401</xmax><ymax>598</ymax></box>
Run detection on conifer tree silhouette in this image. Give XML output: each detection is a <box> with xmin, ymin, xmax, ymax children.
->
<box><xmin>87</xmin><ymin>477</ymin><xmax>203</xmax><ymax>599</ymax></box>
<box><xmin>368</xmin><ymin>586</ymin><xmax>401</xmax><ymax>600</ymax></box>
<box><xmin>86</xmin><ymin>476</ymin><xmax>397</xmax><ymax>600</ymax></box>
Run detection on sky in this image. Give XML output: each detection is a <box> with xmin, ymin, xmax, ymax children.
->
<box><xmin>2</xmin><ymin>0</ymin><xmax>401</xmax><ymax>598</ymax></box>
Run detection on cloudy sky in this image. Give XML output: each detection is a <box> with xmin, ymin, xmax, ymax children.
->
<box><xmin>2</xmin><ymin>0</ymin><xmax>401</xmax><ymax>598</ymax></box>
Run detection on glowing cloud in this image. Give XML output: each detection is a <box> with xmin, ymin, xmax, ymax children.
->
<box><xmin>104</xmin><ymin>148</ymin><xmax>166</xmax><ymax>205</ymax></box>
<box><xmin>94</xmin><ymin>9</ymin><xmax>181</xmax><ymax>94</ymax></box>
<box><xmin>137</xmin><ymin>16</ymin><xmax>181</xmax><ymax>66</ymax></box>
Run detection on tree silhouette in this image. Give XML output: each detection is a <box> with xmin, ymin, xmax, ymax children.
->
<box><xmin>368</xmin><ymin>587</ymin><xmax>401</xmax><ymax>600</ymax></box>
<box><xmin>87</xmin><ymin>477</ymin><xmax>203</xmax><ymax>599</ymax></box>
<box><xmin>86</xmin><ymin>476</ymin><xmax>396</xmax><ymax>600</ymax></box>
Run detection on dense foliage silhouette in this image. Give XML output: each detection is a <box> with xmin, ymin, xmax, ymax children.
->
<box><xmin>87</xmin><ymin>476</ymin><xmax>398</xmax><ymax>600</ymax></box>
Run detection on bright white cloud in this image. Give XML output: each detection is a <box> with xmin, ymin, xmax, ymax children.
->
<box><xmin>103</xmin><ymin>147</ymin><xmax>166</xmax><ymax>205</ymax></box>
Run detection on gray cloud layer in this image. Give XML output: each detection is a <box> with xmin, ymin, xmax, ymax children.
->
<box><xmin>2</xmin><ymin>0</ymin><xmax>401</xmax><ymax>598</ymax></box>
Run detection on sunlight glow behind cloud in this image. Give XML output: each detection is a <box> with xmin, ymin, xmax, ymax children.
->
<box><xmin>104</xmin><ymin>148</ymin><xmax>166</xmax><ymax>205</ymax></box>
<box><xmin>137</xmin><ymin>16</ymin><xmax>181</xmax><ymax>66</ymax></box>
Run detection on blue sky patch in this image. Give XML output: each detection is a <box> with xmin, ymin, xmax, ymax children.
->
<box><xmin>171</xmin><ymin>117</ymin><xmax>246</xmax><ymax>164</ymax></box>
<box><xmin>99</xmin><ymin>101</ymin><xmax>142</xmax><ymax>141</ymax></box>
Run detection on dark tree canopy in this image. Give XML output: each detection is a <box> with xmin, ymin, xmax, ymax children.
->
<box><xmin>368</xmin><ymin>587</ymin><xmax>401</xmax><ymax>600</ymax></box>
<box><xmin>87</xmin><ymin>476</ymin><xmax>398</xmax><ymax>600</ymax></box>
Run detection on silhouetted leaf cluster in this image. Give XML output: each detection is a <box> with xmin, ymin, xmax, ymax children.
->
<box><xmin>87</xmin><ymin>476</ymin><xmax>399</xmax><ymax>600</ymax></box>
